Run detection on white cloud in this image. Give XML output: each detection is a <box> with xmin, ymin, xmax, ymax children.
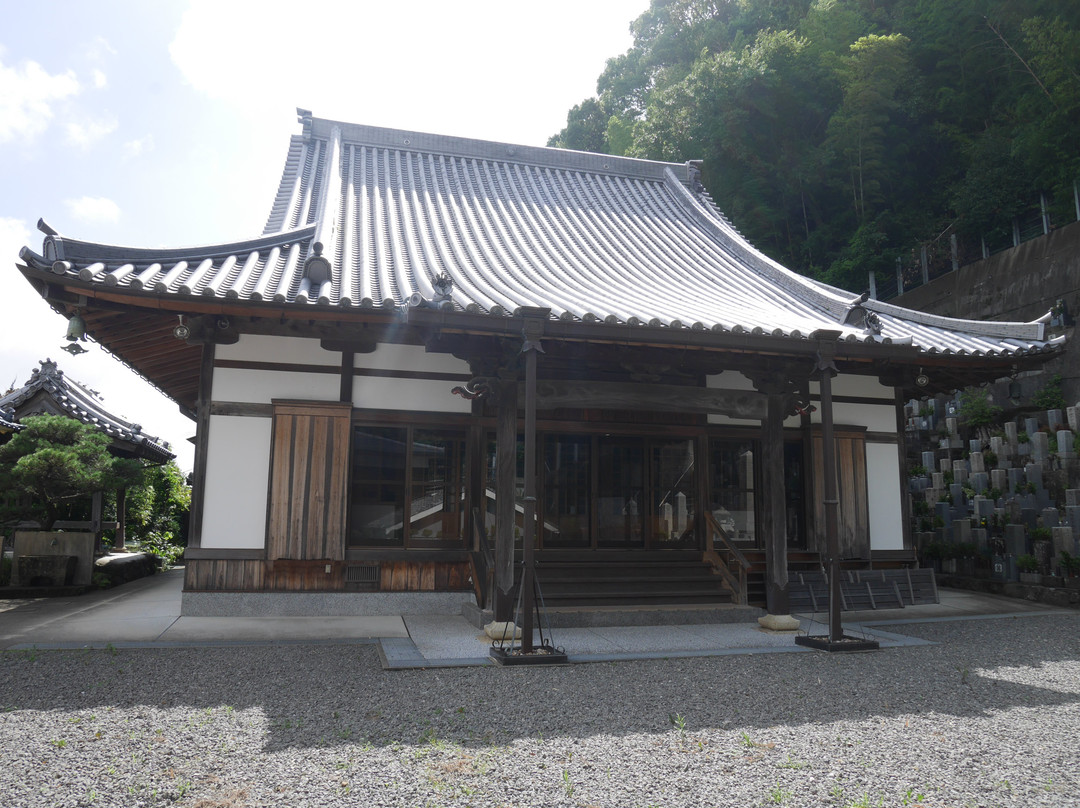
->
<box><xmin>168</xmin><ymin>0</ymin><xmax>646</xmax><ymax>146</ymax></box>
<box><xmin>92</xmin><ymin>68</ymin><xmax>107</xmax><ymax>89</ymax></box>
<box><xmin>123</xmin><ymin>134</ymin><xmax>155</xmax><ymax>158</ymax></box>
<box><xmin>0</xmin><ymin>56</ymin><xmax>80</xmax><ymax>143</ymax></box>
<box><xmin>64</xmin><ymin>196</ymin><xmax>121</xmax><ymax>224</ymax></box>
<box><xmin>65</xmin><ymin>115</ymin><xmax>118</xmax><ymax>149</ymax></box>
<box><xmin>85</xmin><ymin>36</ymin><xmax>117</xmax><ymax>61</ymax></box>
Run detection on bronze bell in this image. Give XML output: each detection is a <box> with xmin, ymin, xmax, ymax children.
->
<box><xmin>64</xmin><ymin>311</ymin><xmax>87</xmax><ymax>342</ymax></box>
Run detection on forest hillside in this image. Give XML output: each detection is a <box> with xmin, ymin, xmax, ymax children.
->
<box><xmin>549</xmin><ymin>0</ymin><xmax>1080</xmax><ymax>293</ymax></box>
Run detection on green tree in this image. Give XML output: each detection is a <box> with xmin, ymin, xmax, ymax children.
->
<box><xmin>0</xmin><ymin>415</ymin><xmax>144</xmax><ymax>530</ymax></box>
<box><xmin>958</xmin><ymin>388</ymin><xmax>1003</xmax><ymax>441</ymax></box>
<box><xmin>825</xmin><ymin>34</ymin><xmax>915</xmax><ymax>222</ymax></box>
<box><xmin>126</xmin><ymin>460</ymin><xmax>191</xmax><ymax>546</ymax></box>
<box><xmin>551</xmin><ymin>0</ymin><xmax>1080</xmax><ymax>292</ymax></box>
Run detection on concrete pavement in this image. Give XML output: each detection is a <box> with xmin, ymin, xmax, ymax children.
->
<box><xmin>0</xmin><ymin>567</ymin><xmax>1068</xmax><ymax>668</ymax></box>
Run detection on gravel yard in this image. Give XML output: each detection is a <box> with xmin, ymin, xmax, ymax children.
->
<box><xmin>2</xmin><ymin>613</ymin><xmax>1079</xmax><ymax>808</ymax></box>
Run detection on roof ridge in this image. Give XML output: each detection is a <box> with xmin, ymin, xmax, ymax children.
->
<box><xmin>303</xmin><ymin>113</ymin><xmax>693</xmax><ymax>184</ymax></box>
<box><xmin>27</xmin><ymin>223</ymin><xmax>317</xmax><ymax>268</ymax></box>
<box><xmin>660</xmin><ymin>168</ymin><xmax>853</xmax><ymax>323</ymax></box>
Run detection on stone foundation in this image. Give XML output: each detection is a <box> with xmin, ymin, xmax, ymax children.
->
<box><xmin>180</xmin><ymin>590</ymin><xmax>476</xmax><ymax>617</ymax></box>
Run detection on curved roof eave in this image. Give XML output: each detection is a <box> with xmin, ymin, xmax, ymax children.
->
<box><xmin>14</xmin><ymin>114</ymin><xmax>1064</xmax><ymax>364</ymax></box>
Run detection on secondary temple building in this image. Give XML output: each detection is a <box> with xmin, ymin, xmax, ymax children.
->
<box><xmin>15</xmin><ymin>110</ymin><xmax>1063</xmax><ymax>619</ymax></box>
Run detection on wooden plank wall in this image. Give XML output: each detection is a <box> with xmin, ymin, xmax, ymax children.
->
<box><xmin>810</xmin><ymin>428</ymin><xmax>870</xmax><ymax>558</ymax></box>
<box><xmin>266</xmin><ymin>401</ymin><xmax>351</xmax><ymax>561</ymax></box>
<box><xmin>185</xmin><ymin>559</ymin><xmax>472</xmax><ymax>592</ymax></box>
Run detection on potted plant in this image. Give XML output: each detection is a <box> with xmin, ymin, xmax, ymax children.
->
<box><xmin>1017</xmin><ymin>554</ymin><xmax>1040</xmax><ymax>583</ymax></box>
<box><xmin>0</xmin><ymin>414</ymin><xmax>143</xmax><ymax>588</ymax></box>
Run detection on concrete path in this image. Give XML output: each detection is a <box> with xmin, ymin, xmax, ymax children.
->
<box><xmin>0</xmin><ymin>567</ymin><xmax>1067</xmax><ymax>669</ymax></box>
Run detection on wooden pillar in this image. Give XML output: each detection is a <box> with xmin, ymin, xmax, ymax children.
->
<box><xmin>895</xmin><ymin>388</ymin><xmax>913</xmax><ymax>552</ymax></box>
<box><xmin>815</xmin><ymin>335</ymin><xmax>844</xmax><ymax>642</ymax></box>
<box><xmin>91</xmin><ymin>490</ymin><xmax>104</xmax><ymax>555</ymax></box>
<box><xmin>761</xmin><ymin>393</ymin><xmax>789</xmax><ymax>616</ymax></box>
<box><xmin>493</xmin><ymin>376</ymin><xmax>518</xmax><ymax>622</ymax></box>
<box><xmin>114</xmin><ymin>487</ymin><xmax>127</xmax><ymax>551</ymax></box>
<box><xmin>339</xmin><ymin>350</ymin><xmax>354</xmax><ymax>403</ymax></box>
<box><xmin>519</xmin><ymin>327</ymin><xmax>540</xmax><ymax>652</ymax></box>
<box><xmin>187</xmin><ymin>342</ymin><xmax>216</xmax><ymax>550</ymax></box>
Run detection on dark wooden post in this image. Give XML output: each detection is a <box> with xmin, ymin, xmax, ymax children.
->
<box><xmin>815</xmin><ymin>334</ymin><xmax>844</xmax><ymax>643</ymax></box>
<box><xmin>518</xmin><ymin>312</ymin><xmax>546</xmax><ymax>653</ymax></box>
<box><xmin>493</xmin><ymin>375</ymin><xmax>518</xmax><ymax>622</ymax></box>
<box><xmin>114</xmin><ymin>487</ymin><xmax>127</xmax><ymax>551</ymax></box>
<box><xmin>91</xmin><ymin>490</ymin><xmax>104</xmax><ymax>555</ymax></box>
<box><xmin>187</xmin><ymin>342</ymin><xmax>216</xmax><ymax>550</ymax></box>
<box><xmin>762</xmin><ymin>392</ymin><xmax>789</xmax><ymax>616</ymax></box>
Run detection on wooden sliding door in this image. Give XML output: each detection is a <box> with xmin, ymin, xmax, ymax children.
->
<box><xmin>267</xmin><ymin>401</ymin><xmax>352</xmax><ymax>560</ymax></box>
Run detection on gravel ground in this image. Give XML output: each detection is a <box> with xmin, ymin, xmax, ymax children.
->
<box><xmin>2</xmin><ymin>613</ymin><xmax>1079</xmax><ymax>808</ymax></box>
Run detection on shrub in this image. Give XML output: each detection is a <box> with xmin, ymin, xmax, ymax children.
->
<box><xmin>1059</xmin><ymin>551</ymin><xmax>1080</xmax><ymax>577</ymax></box>
<box><xmin>958</xmin><ymin>387</ymin><xmax>1002</xmax><ymax>437</ymax></box>
<box><xmin>1031</xmin><ymin>374</ymin><xmax>1066</xmax><ymax>411</ymax></box>
<box><xmin>130</xmin><ymin>531</ymin><xmax>184</xmax><ymax>570</ymax></box>
<box><xmin>1017</xmin><ymin>554</ymin><xmax>1039</xmax><ymax>573</ymax></box>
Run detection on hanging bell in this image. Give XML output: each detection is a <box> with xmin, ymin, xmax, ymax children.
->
<box><xmin>64</xmin><ymin>311</ymin><xmax>87</xmax><ymax>342</ymax></box>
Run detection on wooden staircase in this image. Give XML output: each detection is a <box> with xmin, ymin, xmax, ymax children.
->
<box><xmin>532</xmin><ymin>550</ymin><xmax>733</xmax><ymax>607</ymax></box>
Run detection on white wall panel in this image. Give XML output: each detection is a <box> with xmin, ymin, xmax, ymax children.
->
<box><xmin>705</xmin><ymin>371</ymin><xmax>800</xmax><ymax>426</ymax></box>
<box><xmin>216</xmin><ymin>334</ymin><xmax>339</xmax><ymax>365</ymax></box>
<box><xmin>352</xmin><ymin>377</ymin><xmax>471</xmax><ymax>413</ymax></box>
<box><xmin>213</xmin><ymin>368</ymin><xmax>339</xmax><ymax>403</ymax></box>
<box><xmin>356</xmin><ymin>343</ymin><xmax>471</xmax><ymax>374</ymax></box>
<box><xmin>201</xmin><ymin>415</ymin><xmax>271</xmax><ymax>549</ymax></box>
<box><xmin>831</xmin><ymin>403</ymin><xmax>897</xmax><ymax>433</ymax></box>
<box><xmin>831</xmin><ymin>375</ymin><xmax>892</xmax><ymax>398</ymax></box>
<box><xmin>866</xmin><ymin>442</ymin><xmax>904</xmax><ymax>550</ymax></box>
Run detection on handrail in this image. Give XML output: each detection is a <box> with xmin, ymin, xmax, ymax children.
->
<box><xmin>704</xmin><ymin>512</ymin><xmax>751</xmax><ymax>570</ymax></box>
<box><xmin>469</xmin><ymin>507</ymin><xmax>493</xmax><ymax>609</ymax></box>
<box><xmin>703</xmin><ymin>512</ymin><xmax>750</xmax><ymax>605</ymax></box>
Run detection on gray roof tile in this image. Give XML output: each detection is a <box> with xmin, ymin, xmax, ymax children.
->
<box><xmin>17</xmin><ymin>113</ymin><xmax>1062</xmax><ymax>359</ymax></box>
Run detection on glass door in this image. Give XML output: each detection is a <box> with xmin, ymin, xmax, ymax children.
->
<box><xmin>542</xmin><ymin>434</ymin><xmax>592</xmax><ymax>548</ymax></box>
<box><xmin>597</xmin><ymin>436</ymin><xmax>645</xmax><ymax>548</ymax></box>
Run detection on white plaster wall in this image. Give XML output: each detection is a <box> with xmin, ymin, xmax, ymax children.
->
<box><xmin>356</xmin><ymin>343</ymin><xmax>471</xmax><ymax>374</ymax></box>
<box><xmin>831</xmin><ymin>402</ymin><xmax>897</xmax><ymax>432</ymax></box>
<box><xmin>807</xmin><ymin>375</ymin><xmax>897</xmax><ymax>432</ymax></box>
<box><xmin>201</xmin><ymin>415</ymin><xmax>272</xmax><ymax>549</ymax></box>
<box><xmin>866</xmin><ymin>441</ymin><xmax>904</xmax><ymax>550</ymax></box>
<box><xmin>216</xmin><ymin>334</ymin><xmax>339</xmax><ymax>365</ymax></box>
<box><xmin>830</xmin><ymin>374</ymin><xmax>893</xmax><ymax>398</ymax></box>
<box><xmin>213</xmin><ymin>367</ymin><xmax>339</xmax><ymax>403</ymax></box>
<box><xmin>704</xmin><ymin>371</ymin><xmax>800</xmax><ymax>426</ymax></box>
<box><xmin>352</xmin><ymin>377</ymin><xmax>471</xmax><ymax>413</ymax></box>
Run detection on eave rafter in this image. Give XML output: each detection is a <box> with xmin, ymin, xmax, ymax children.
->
<box><xmin>26</xmin><ymin>263</ymin><xmax>1063</xmax><ymax>416</ymax></box>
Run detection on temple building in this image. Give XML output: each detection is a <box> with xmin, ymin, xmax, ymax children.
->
<box><xmin>15</xmin><ymin>110</ymin><xmax>1063</xmax><ymax>620</ymax></box>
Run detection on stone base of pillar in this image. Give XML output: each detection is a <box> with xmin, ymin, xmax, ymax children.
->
<box><xmin>758</xmin><ymin>613</ymin><xmax>801</xmax><ymax>632</ymax></box>
<box><xmin>484</xmin><ymin>621</ymin><xmax>521</xmax><ymax>640</ymax></box>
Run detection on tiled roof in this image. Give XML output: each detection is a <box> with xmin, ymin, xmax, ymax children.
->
<box><xmin>0</xmin><ymin>359</ymin><xmax>174</xmax><ymax>463</ymax></box>
<box><xmin>0</xmin><ymin>408</ymin><xmax>20</xmax><ymax>432</ymax></box>
<box><xmin>17</xmin><ymin>111</ymin><xmax>1062</xmax><ymax>359</ymax></box>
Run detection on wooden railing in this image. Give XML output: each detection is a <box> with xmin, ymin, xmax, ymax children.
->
<box><xmin>468</xmin><ymin>507</ymin><xmax>494</xmax><ymax>609</ymax></box>
<box><xmin>703</xmin><ymin>512</ymin><xmax>751</xmax><ymax>605</ymax></box>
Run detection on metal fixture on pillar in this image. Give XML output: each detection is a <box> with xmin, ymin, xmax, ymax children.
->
<box><xmin>173</xmin><ymin>315</ymin><xmax>191</xmax><ymax>340</ymax></box>
<box><xmin>491</xmin><ymin>308</ymin><xmax>566</xmax><ymax>665</ymax></box>
<box><xmin>795</xmin><ymin>331</ymin><xmax>879</xmax><ymax>653</ymax></box>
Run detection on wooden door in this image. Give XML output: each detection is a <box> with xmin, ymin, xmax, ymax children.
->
<box><xmin>810</xmin><ymin>427</ymin><xmax>870</xmax><ymax>559</ymax></box>
<box><xmin>267</xmin><ymin>401</ymin><xmax>352</xmax><ymax>560</ymax></box>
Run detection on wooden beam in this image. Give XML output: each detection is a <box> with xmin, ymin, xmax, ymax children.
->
<box><xmin>531</xmin><ymin>380</ymin><xmax>768</xmax><ymax>418</ymax></box>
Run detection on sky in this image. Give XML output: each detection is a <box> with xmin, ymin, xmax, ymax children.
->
<box><xmin>0</xmin><ymin>0</ymin><xmax>649</xmax><ymax>473</ymax></box>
